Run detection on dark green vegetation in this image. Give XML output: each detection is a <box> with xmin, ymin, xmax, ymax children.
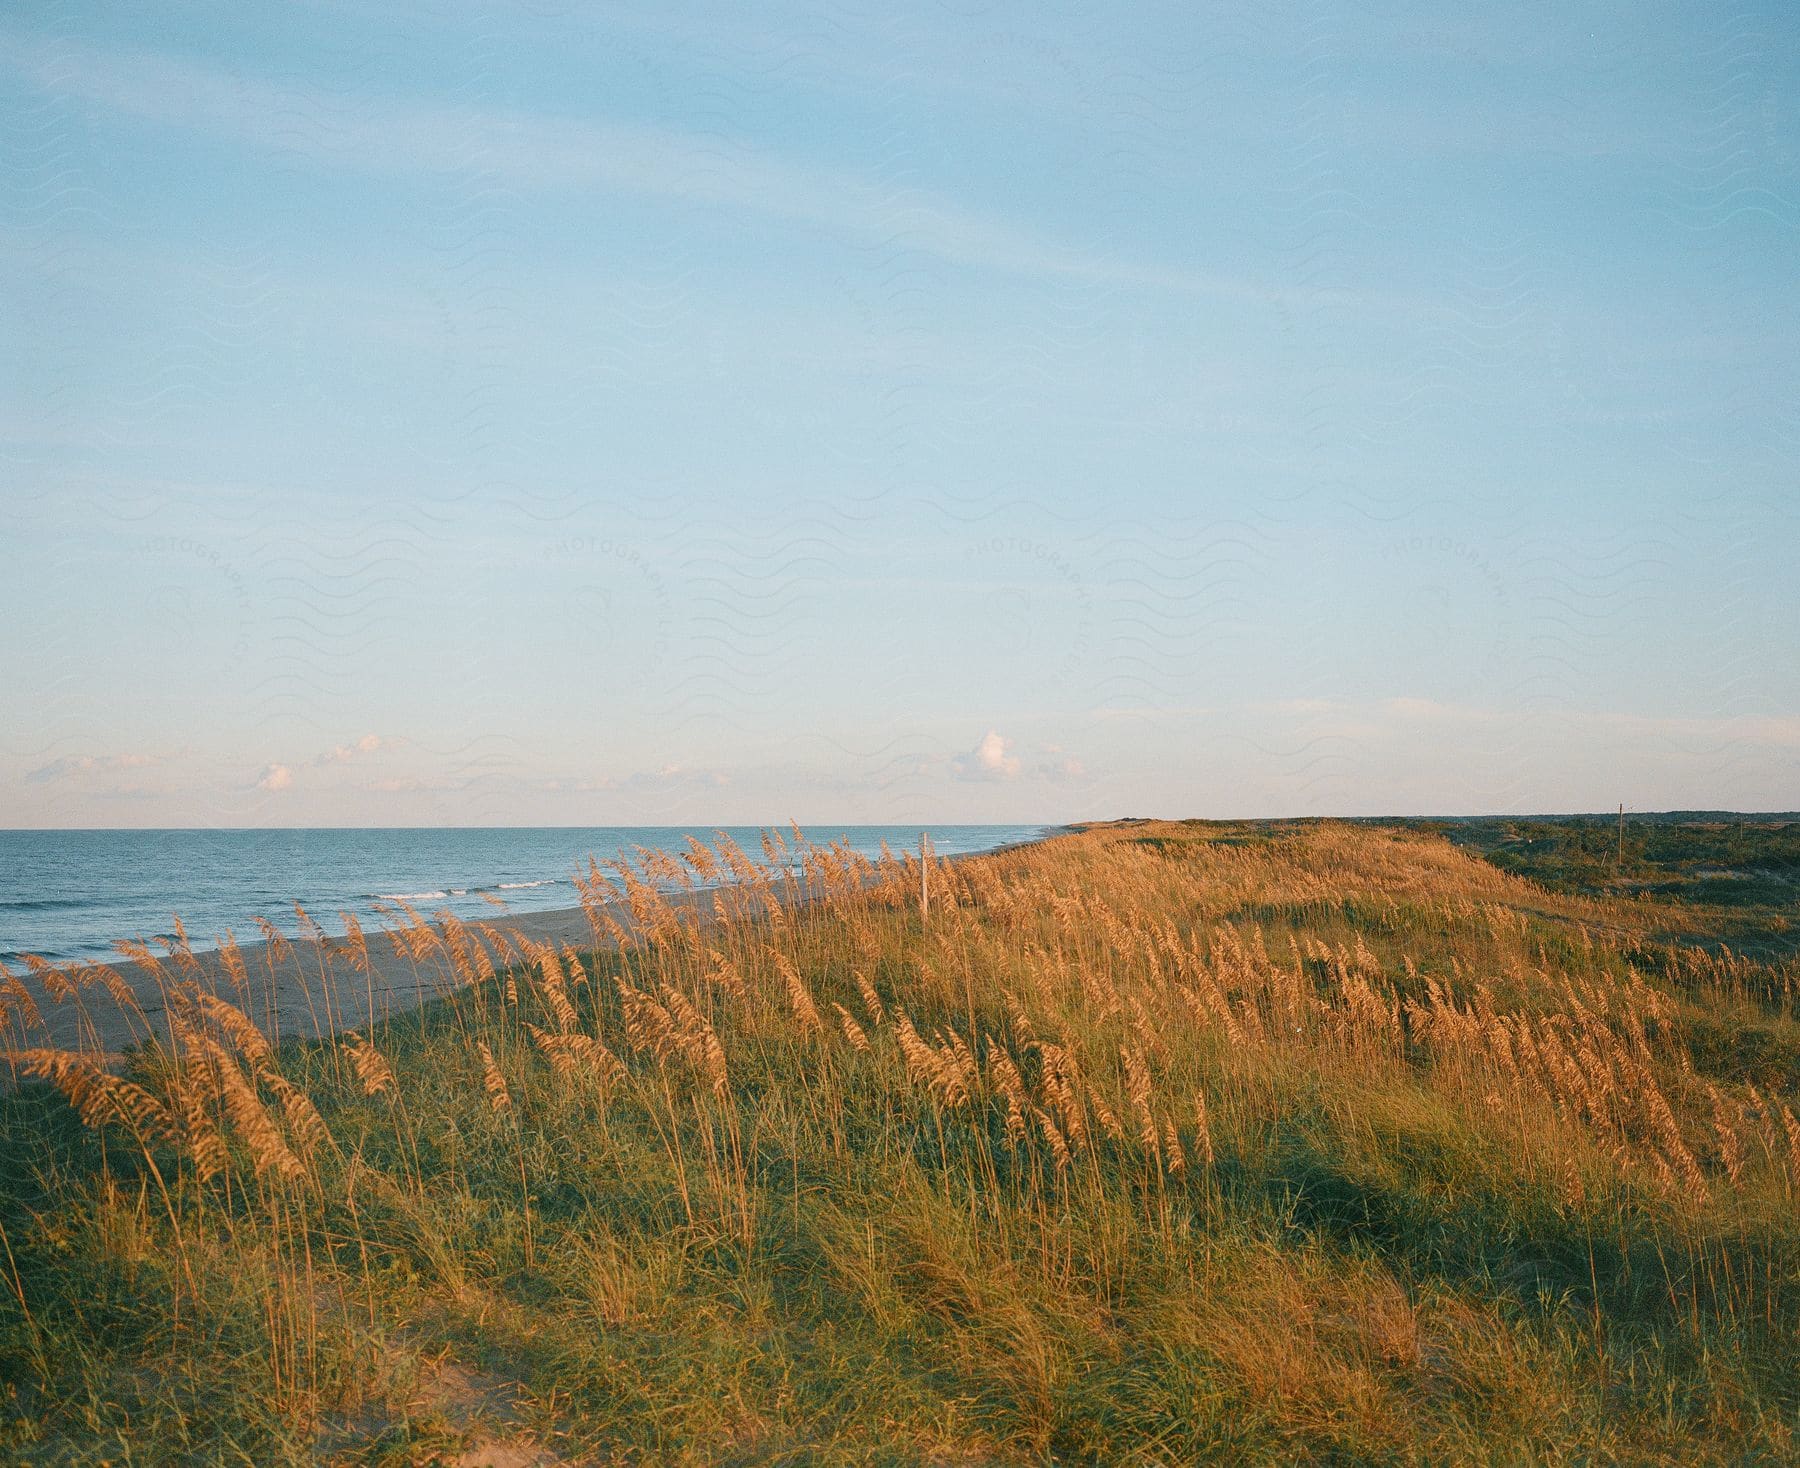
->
<box><xmin>3</xmin><ymin>824</ymin><xmax>1799</xmax><ymax>1463</ymax></box>
<box><xmin>1402</xmin><ymin>813</ymin><xmax>1799</xmax><ymax>952</ymax></box>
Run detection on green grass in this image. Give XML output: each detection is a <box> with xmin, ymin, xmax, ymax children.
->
<box><xmin>3</xmin><ymin>823</ymin><xmax>1799</xmax><ymax>1463</ymax></box>
<box><xmin>1410</xmin><ymin>813</ymin><xmax>1800</xmax><ymax>945</ymax></box>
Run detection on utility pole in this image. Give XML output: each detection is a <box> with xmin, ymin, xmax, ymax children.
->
<box><xmin>920</xmin><ymin>831</ymin><xmax>930</xmax><ymax>924</ymax></box>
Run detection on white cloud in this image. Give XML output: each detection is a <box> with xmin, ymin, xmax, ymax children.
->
<box><xmin>256</xmin><ymin>763</ymin><xmax>294</xmax><ymax>792</ymax></box>
<box><xmin>954</xmin><ymin>730</ymin><xmax>1022</xmax><ymax>782</ymax></box>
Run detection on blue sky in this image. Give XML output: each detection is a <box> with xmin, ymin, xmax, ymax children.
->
<box><xmin>3</xmin><ymin>1</ymin><xmax>1796</xmax><ymax>825</ymax></box>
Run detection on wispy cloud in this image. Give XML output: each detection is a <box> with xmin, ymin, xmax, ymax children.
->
<box><xmin>25</xmin><ymin>751</ymin><xmax>170</xmax><ymax>783</ymax></box>
<box><xmin>317</xmin><ymin>733</ymin><xmax>396</xmax><ymax>766</ymax></box>
<box><xmin>2</xmin><ymin>31</ymin><xmax>1341</xmax><ymax>309</ymax></box>
<box><xmin>252</xmin><ymin>734</ymin><xmax>396</xmax><ymax>792</ymax></box>
<box><xmin>1276</xmin><ymin>698</ymin><xmax>1800</xmax><ymax>750</ymax></box>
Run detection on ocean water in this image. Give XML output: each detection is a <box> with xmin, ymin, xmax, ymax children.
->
<box><xmin>0</xmin><ymin>825</ymin><xmax>1051</xmax><ymax>964</ymax></box>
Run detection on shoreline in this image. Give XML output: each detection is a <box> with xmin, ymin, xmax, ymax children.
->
<box><xmin>6</xmin><ymin>827</ymin><xmax>1067</xmax><ymax>1061</ymax></box>
<box><xmin>1</xmin><ymin>825</ymin><xmax>1062</xmax><ymax>968</ymax></box>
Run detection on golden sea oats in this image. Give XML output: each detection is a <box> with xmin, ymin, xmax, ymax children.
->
<box><xmin>769</xmin><ymin>948</ymin><xmax>822</xmax><ymax>1035</ymax></box>
<box><xmin>661</xmin><ymin>983</ymin><xmax>729</xmax><ymax>1098</ymax></box>
<box><xmin>853</xmin><ymin>970</ymin><xmax>885</xmax><ymax>1026</ymax></box>
<box><xmin>1089</xmin><ymin>1088</ymin><xmax>1127</xmax><ymax>1145</ymax></box>
<box><xmin>895</xmin><ymin>1011</ymin><xmax>939</xmax><ymax>1089</ymax></box>
<box><xmin>343</xmin><ymin>1032</ymin><xmax>396</xmax><ymax>1097</ymax></box>
<box><xmin>590</xmin><ymin>903</ymin><xmax>636</xmax><ymax>951</ymax></box>
<box><xmin>476</xmin><ymin>923</ymin><xmax>520</xmax><ymax>968</ymax></box>
<box><xmin>208</xmin><ymin>1043</ymin><xmax>306</xmax><ymax>1184</ymax></box>
<box><xmin>618</xmin><ymin>980</ymin><xmax>678</xmax><ymax>1060</ymax></box>
<box><xmin>24</xmin><ymin>956</ymin><xmax>76</xmax><ymax>1006</ymax></box>
<box><xmin>293</xmin><ymin>903</ymin><xmax>325</xmax><ymax>945</ymax></box>
<box><xmin>987</xmin><ymin>1045</ymin><xmax>1029</xmax><ymax>1146</ymax></box>
<box><xmin>540</xmin><ymin>950</ymin><xmax>580</xmax><ymax>1035</ymax></box>
<box><xmin>704</xmin><ymin>949</ymin><xmax>747</xmax><ymax>1002</ymax></box>
<box><xmin>18</xmin><ymin>1050</ymin><xmax>175</xmax><ymax>1145</ymax></box>
<box><xmin>1778</xmin><ymin>1103</ymin><xmax>1800</xmax><ymax>1181</ymax></box>
<box><xmin>252</xmin><ymin>917</ymin><xmax>295</xmax><ymax>967</ymax></box>
<box><xmin>477</xmin><ymin>1042</ymin><xmax>512</xmax><ymax>1114</ymax></box>
<box><xmin>1639</xmin><ymin>1073</ymin><xmax>1705</xmax><ymax>1198</ymax></box>
<box><xmin>192</xmin><ymin>990</ymin><xmax>271</xmax><ymax>1064</ymax></box>
<box><xmin>1742</xmin><ymin>1083</ymin><xmax>1780</xmax><ymax>1157</ymax></box>
<box><xmin>1192</xmin><ymin>1091</ymin><xmax>1215</xmax><ymax>1169</ymax></box>
<box><xmin>934</xmin><ymin>1031</ymin><xmax>976</xmax><ymax>1108</ymax></box>
<box><xmin>528</xmin><ymin>1025</ymin><xmax>625</xmax><ymax>1089</ymax></box>
<box><xmin>638</xmin><ymin>844</ymin><xmax>689</xmax><ymax>889</ymax></box>
<box><xmin>168</xmin><ymin>916</ymin><xmax>204</xmax><ymax>978</ymax></box>
<box><xmin>466</xmin><ymin>931</ymin><xmax>497</xmax><ymax>984</ymax></box>
<box><xmin>263</xmin><ymin>1071</ymin><xmax>329</xmax><ymax>1161</ymax></box>
<box><xmin>216</xmin><ymin>933</ymin><xmax>252</xmax><ymax>1003</ymax></box>
<box><xmin>106</xmin><ymin>1074</ymin><xmax>180</xmax><ymax>1148</ymax></box>
<box><xmin>1705</xmin><ymin>1083</ymin><xmax>1745</xmax><ymax>1186</ymax></box>
<box><xmin>1077</xmin><ymin>966</ymin><xmax>1123</xmax><ymax>1021</ymax></box>
<box><xmin>175</xmin><ymin>1074</ymin><xmax>229</xmax><ymax>1182</ymax></box>
<box><xmin>112</xmin><ymin>937</ymin><xmax>171</xmax><ymax>987</ymax></box>
<box><xmin>561</xmin><ymin>944</ymin><xmax>589</xmax><ymax>989</ymax></box>
<box><xmin>1121</xmin><ymin>1046</ymin><xmax>1159</xmax><ymax>1154</ymax></box>
<box><xmin>849</xmin><ymin>919</ymin><xmax>881</xmax><ymax>963</ymax></box>
<box><xmin>529</xmin><ymin>1023</ymin><xmax>577</xmax><ymax>1079</ymax></box>
<box><xmin>1035</xmin><ymin>1043</ymin><xmax>1089</xmax><ymax>1150</ymax></box>
<box><xmin>84</xmin><ymin>964</ymin><xmax>143</xmax><ymax>1022</ymax></box>
<box><xmin>833</xmin><ymin>1003</ymin><xmax>871</xmax><ymax>1053</ymax></box>
<box><xmin>682</xmin><ymin>834</ymin><xmax>721</xmax><ymax>884</ymax></box>
<box><xmin>1644</xmin><ymin>1145</ymin><xmax>1680</xmax><ymax>1199</ymax></box>
<box><xmin>1035</xmin><ymin>1107</ymin><xmax>1072</xmax><ymax>1173</ymax></box>
<box><xmin>394</xmin><ymin>904</ymin><xmax>442</xmax><ymax>961</ymax></box>
<box><xmin>1134</xmin><ymin>991</ymin><xmax>1173</xmax><ymax>1056</ymax></box>
<box><xmin>444</xmin><ymin>919</ymin><xmax>481</xmax><ymax>988</ymax></box>
<box><xmin>1162</xmin><ymin>1118</ymin><xmax>1186</xmax><ymax>1175</ymax></box>
<box><xmin>0</xmin><ymin>966</ymin><xmax>45</xmax><ymax>1035</ymax></box>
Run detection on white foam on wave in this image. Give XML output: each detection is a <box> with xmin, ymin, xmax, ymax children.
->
<box><xmin>377</xmin><ymin>891</ymin><xmax>448</xmax><ymax>901</ymax></box>
<box><xmin>497</xmin><ymin>880</ymin><xmax>560</xmax><ymax>890</ymax></box>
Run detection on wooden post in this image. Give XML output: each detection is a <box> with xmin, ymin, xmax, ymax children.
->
<box><xmin>1617</xmin><ymin>803</ymin><xmax>1625</xmax><ymax>870</ymax></box>
<box><xmin>920</xmin><ymin>832</ymin><xmax>930</xmax><ymax>924</ymax></box>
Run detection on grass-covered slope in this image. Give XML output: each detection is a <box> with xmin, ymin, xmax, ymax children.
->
<box><xmin>1411</xmin><ymin>813</ymin><xmax>1800</xmax><ymax>939</ymax></box>
<box><xmin>3</xmin><ymin>823</ymin><xmax>1799</xmax><ymax>1463</ymax></box>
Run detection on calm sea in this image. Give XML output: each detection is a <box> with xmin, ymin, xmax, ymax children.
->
<box><xmin>0</xmin><ymin>825</ymin><xmax>1051</xmax><ymax>963</ymax></box>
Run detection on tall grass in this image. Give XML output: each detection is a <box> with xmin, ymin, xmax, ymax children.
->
<box><xmin>2</xmin><ymin>822</ymin><xmax>1798</xmax><ymax>1462</ymax></box>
